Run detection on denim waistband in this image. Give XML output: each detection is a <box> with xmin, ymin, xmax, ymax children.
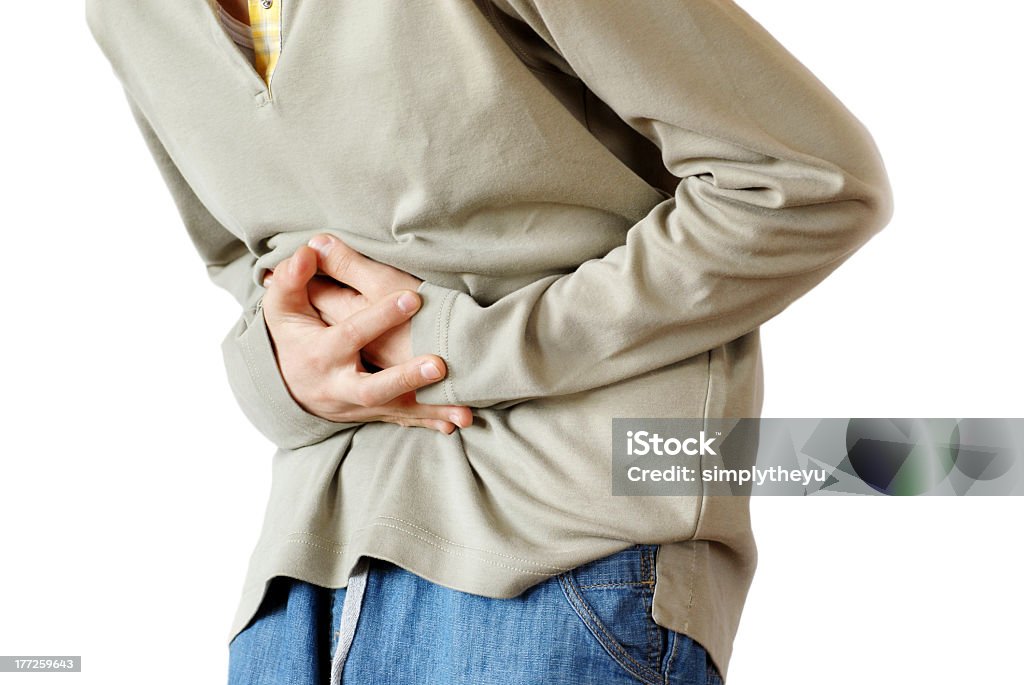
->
<box><xmin>566</xmin><ymin>544</ymin><xmax>659</xmax><ymax>589</ymax></box>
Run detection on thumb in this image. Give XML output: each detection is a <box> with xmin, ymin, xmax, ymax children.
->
<box><xmin>261</xmin><ymin>246</ymin><xmax>323</xmax><ymax>326</ymax></box>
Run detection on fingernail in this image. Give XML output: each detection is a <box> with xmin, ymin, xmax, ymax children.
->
<box><xmin>262</xmin><ymin>276</ymin><xmax>273</xmax><ymax>288</ymax></box>
<box><xmin>396</xmin><ymin>292</ymin><xmax>418</xmax><ymax>313</ymax></box>
<box><xmin>307</xmin><ymin>234</ymin><xmax>333</xmax><ymax>258</ymax></box>
<box><xmin>420</xmin><ymin>362</ymin><xmax>442</xmax><ymax>380</ymax></box>
<box><xmin>449</xmin><ymin>412</ymin><xmax>463</xmax><ymax>425</ymax></box>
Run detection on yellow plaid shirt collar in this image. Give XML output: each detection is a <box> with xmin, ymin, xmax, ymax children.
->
<box><xmin>247</xmin><ymin>0</ymin><xmax>282</xmax><ymax>84</ymax></box>
<box><xmin>216</xmin><ymin>1</ymin><xmax>282</xmax><ymax>86</ymax></box>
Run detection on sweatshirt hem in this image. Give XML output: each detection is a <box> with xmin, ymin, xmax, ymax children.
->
<box><xmin>227</xmin><ymin>520</ymin><xmax>744</xmax><ymax>682</ymax></box>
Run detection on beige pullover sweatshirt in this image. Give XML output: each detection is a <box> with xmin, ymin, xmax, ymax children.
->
<box><xmin>85</xmin><ymin>0</ymin><xmax>892</xmax><ymax>677</ymax></box>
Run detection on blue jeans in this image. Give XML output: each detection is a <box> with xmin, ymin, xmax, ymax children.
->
<box><xmin>227</xmin><ymin>545</ymin><xmax>724</xmax><ymax>684</ymax></box>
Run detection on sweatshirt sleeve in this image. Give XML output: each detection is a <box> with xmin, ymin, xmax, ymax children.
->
<box><xmin>120</xmin><ymin>87</ymin><xmax>360</xmax><ymax>449</ymax></box>
<box><xmin>411</xmin><ymin>0</ymin><xmax>893</xmax><ymax>408</ymax></box>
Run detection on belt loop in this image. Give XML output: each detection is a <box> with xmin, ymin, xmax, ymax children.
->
<box><xmin>641</xmin><ymin>544</ymin><xmax>657</xmax><ymax>584</ymax></box>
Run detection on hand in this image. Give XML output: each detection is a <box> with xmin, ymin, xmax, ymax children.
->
<box><xmin>260</xmin><ymin>243</ymin><xmax>473</xmax><ymax>434</ymax></box>
<box><xmin>303</xmin><ymin>278</ymin><xmax>402</xmax><ymax>372</ymax></box>
<box><xmin>302</xmin><ymin>233</ymin><xmax>424</xmax><ymax>371</ymax></box>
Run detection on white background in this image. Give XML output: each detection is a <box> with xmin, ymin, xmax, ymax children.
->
<box><xmin>2</xmin><ymin>1</ymin><xmax>1021</xmax><ymax>683</ymax></box>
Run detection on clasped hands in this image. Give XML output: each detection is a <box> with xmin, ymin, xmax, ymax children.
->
<box><xmin>260</xmin><ymin>233</ymin><xmax>473</xmax><ymax>435</ymax></box>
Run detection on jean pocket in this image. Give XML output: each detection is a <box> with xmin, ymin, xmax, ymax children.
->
<box><xmin>557</xmin><ymin>545</ymin><xmax>668</xmax><ymax>685</ymax></box>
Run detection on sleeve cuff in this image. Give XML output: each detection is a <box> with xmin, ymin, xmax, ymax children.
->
<box><xmin>410</xmin><ymin>280</ymin><xmax>462</xmax><ymax>405</ymax></box>
<box><xmin>221</xmin><ymin>297</ymin><xmax>360</xmax><ymax>450</ymax></box>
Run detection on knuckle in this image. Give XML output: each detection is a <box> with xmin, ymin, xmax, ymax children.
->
<box><xmin>402</xmin><ymin>367</ymin><xmax>422</xmax><ymax>391</ymax></box>
<box><xmin>352</xmin><ymin>383</ymin><xmax>376</xmax><ymax>408</ymax></box>
<box><xmin>330</xmin><ymin>246</ymin><xmax>356</xmax><ymax>278</ymax></box>
<box><xmin>335</xmin><ymin>317</ymin><xmax>363</xmax><ymax>347</ymax></box>
<box><xmin>299</xmin><ymin>344</ymin><xmax>330</xmax><ymax>375</ymax></box>
<box><xmin>308</xmin><ymin>376</ymin><xmax>340</xmax><ymax>407</ymax></box>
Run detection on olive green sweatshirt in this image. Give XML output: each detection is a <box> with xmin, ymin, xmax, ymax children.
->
<box><xmin>85</xmin><ymin>0</ymin><xmax>892</xmax><ymax>677</ymax></box>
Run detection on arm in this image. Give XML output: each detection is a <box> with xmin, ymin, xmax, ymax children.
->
<box><xmin>411</xmin><ymin>0</ymin><xmax>893</xmax><ymax>408</ymax></box>
<box><xmin>119</xmin><ymin>86</ymin><xmax>363</xmax><ymax>449</ymax></box>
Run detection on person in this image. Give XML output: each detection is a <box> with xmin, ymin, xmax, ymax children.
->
<box><xmin>85</xmin><ymin>1</ymin><xmax>892</xmax><ymax>683</ymax></box>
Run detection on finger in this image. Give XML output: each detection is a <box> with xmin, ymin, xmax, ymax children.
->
<box><xmin>347</xmin><ymin>354</ymin><xmax>450</xmax><ymax>408</ymax></box>
<box><xmin>306</xmin><ymin>233</ymin><xmax>409</xmax><ymax>297</ymax></box>
<box><xmin>308</xmin><ymin>278</ymin><xmax>366</xmax><ymax>326</ymax></box>
<box><xmin>381</xmin><ymin>416</ymin><xmax>457</xmax><ymax>435</ymax></box>
<box><xmin>337</xmin><ymin>402</ymin><xmax>463</xmax><ymax>434</ymax></box>
<box><xmin>323</xmin><ymin>289</ymin><xmax>422</xmax><ymax>353</ymax></box>
<box><xmin>443</xmin><ymin>405</ymin><xmax>474</xmax><ymax>428</ymax></box>
<box><xmin>380</xmin><ymin>393</ymin><xmax>474</xmax><ymax>429</ymax></box>
<box><xmin>262</xmin><ymin>247</ymin><xmax>322</xmax><ymax>324</ymax></box>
